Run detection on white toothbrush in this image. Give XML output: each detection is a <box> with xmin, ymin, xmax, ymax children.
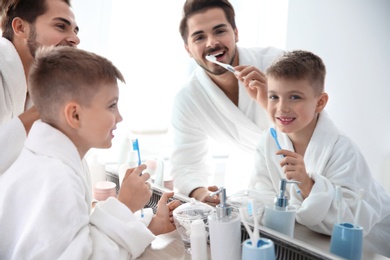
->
<box><xmin>353</xmin><ymin>189</ymin><xmax>365</xmax><ymax>227</ymax></box>
<box><xmin>249</xmin><ymin>199</ymin><xmax>260</xmax><ymax>247</ymax></box>
<box><xmin>205</xmin><ymin>55</ymin><xmax>236</xmax><ymax>73</ymax></box>
<box><xmin>239</xmin><ymin>207</ymin><xmax>254</xmax><ymax>245</ymax></box>
<box><xmin>335</xmin><ymin>186</ymin><xmax>343</xmax><ymax>224</ymax></box>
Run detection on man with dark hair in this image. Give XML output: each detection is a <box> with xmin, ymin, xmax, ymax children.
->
<box><xmin>0</xmin><ymin>0</ymin><xmax>80</xmax><ymax>173</ymax></box>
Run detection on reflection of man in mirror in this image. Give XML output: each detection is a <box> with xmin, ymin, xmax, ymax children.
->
<box><xmin>170</xmin><ymin>0</ymin><xmax>283</xmax><ymax>205</ymax></box>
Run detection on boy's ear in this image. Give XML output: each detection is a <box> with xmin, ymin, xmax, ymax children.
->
<box><xmin>316</xmin><ymin>92</ymin><xmax>329</xmax><ymax>113</ymax></box>
<box><xmin>12</xmin><ymin>17</ymin><xmax>29</xmax><ymax>39</ymax></box>
<box><xmin>64</xmin><ymin>102</ymin><xmax>81</xmax><ymax>129</ymax></box>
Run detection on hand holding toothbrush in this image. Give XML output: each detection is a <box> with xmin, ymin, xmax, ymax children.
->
<box><xmin>276</xmin><ymin>149</ymin><xmax>314</xmax><ymax>199</ymax></box>
<box><xmin>205</xmin><ymin>54</ymin><xmax>268</xmax><ymax>108</ymax></box>
<box><xmin>117</xmin><ymin>164</ymin><xmax>152</xmax><ymax>213</ymax></box>
<box><xmin>234</xmin><ymin>65</ymin><xmax>268</xmax><ymax>109</ymax></box>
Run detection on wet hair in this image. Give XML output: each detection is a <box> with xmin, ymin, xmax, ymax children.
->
<box><xmin>0</xmin><ymin>0</ymin><xmax>71</xmax><ymax>41</ymax></box>
<box><xmin>179</xmin><ymin>0</ymin><xmax>236</xmax><ymax>43</ymax></box>
<box><xmin>28</xmin><ymin>46</ymin><xmax>125</xmax><ymax>122</ymax></box>
<box><xmin>266</xmin><ymin>50</ymin><xmax>326</xmax><ymax>95</ymax></box>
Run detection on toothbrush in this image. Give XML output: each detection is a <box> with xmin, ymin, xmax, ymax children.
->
<box><xmin>205</xmin><ymin>55</ymin><xmax>236</xmax><ymax>74</ymax></box>
<box><xmin>248</xmin><ymin>199</ymin><xmax>260</xmax><ymax>247</ymax></box>
<box><xmin>239</xmin><ymin>207</ymin><xmax>254</xmax><ymax>246</ymax></box>
<box><xmin>132</xmin><ymin>138</ymin><xmax>144</xmax><ymax>218</ymax></box>
<box><xmin>335</xmin><ymin>186</ymin><xmax>343</xmax><ymax>224</ymax></box>
<box><xmin>353</xmin><ymin>189</ymin><xmax>365</xmax><ymax>227</ymax></box>
<box><xmin>270</xmin><ymin>127</ymin><xmax>301</xmax><ymax>194</ymax></box>
<box><xmin>132</xmin><ymin>138</ymin><xmax>142</xmax><ymax>166</ymax></box>
<box><xmin>270</xmin><ymin>127</ymin><xmax>283</xmax><ymax>151</ymax></box>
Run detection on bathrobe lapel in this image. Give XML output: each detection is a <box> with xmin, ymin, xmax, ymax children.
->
<box><xmin>0</xmin><ymin>37</ymin><xmax>27</xmax><ymax>120</ymax></box>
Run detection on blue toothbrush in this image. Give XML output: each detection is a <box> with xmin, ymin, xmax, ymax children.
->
<box><xmin>270</xmin><ymin>128</ymin><xmax>301</xmax><ymax>194</ymax></box>
<box><xmin>132</xmin><ymin>138</ymin><xmax>144</xmax><ymax>217</ymax></box>
<box><xmin>270</xmin><ymin>127</ymin><xmax>283</xmax><ymax>152</ymax></box>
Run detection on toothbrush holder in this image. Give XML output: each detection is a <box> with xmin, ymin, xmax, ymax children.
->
<box><xmin>242</xmin><ymin>238</ymin><xmax>276</xmax><ymax>260</ymax></box>
<box><xmin>329</xmin><ymin>222</ymin><xmax>363</xmax><ymax>260</ymax></box>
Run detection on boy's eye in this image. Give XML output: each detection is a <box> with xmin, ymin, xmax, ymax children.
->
<box><xmin>290</xmin><ymin>95</ymin><xmax>301</xmax><ymax>100</ymax></box>
<box><xmin>269</xmin><ymin>95</ymin><xmax>278</xmax><ymax>100</ymax></box>
<box><xmin>109</xmin><ymin>102</ymin><xmax>117</xmax><ymax>109</ymax></box>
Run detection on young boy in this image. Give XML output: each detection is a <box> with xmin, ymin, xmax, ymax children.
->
<box><xmin>249</xmin><ymin>50</ymin><xmax>390</xmax><ymax>257</ymax></box>
<box><xmin>0</xmin><ymin>46</ymin><xmax>180</xmax><ymax>259</ymax></box>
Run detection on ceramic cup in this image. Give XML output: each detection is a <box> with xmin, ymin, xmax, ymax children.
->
<box><xmin>329</xmin><ymin>222</ymin><xmax>363</xmax><ymax>260</ymax></box>
<box><xmin>93</xmin><ymin>181</ymin><xmax>117</xmax><ymax>201</ymax></box>
<box><xmin>242</xmin><ymin>238</ymin><xmax>276</xmax><ymax>260</ymax></box>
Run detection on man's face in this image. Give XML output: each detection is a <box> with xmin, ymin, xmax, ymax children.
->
<box><xmin>27</xmin><ymin>0</ymin><xmax>80</xmax><ymax>57</ymax></box>
<box><xmin>184</xmin><ymin>7</ymin><xmax>238</xmax><ymax>76</ymax></box>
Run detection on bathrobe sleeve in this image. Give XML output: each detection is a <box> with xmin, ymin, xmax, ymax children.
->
<box><xmin>0</xmin><ymin>117</ymin><xmax>26</xmax><ymax>173</ymax></box>
<box><xmin>0</xmin><ymin>122</ymin><xmax>155</xmax><ymax>260</ymax></box>
<box><xmin>290</xmin><ymin>136</ymin><xmax>389</xmax><ymax>236</ymax></box>
<box><xmin>0</xmin><ymin>37</ymin><xmax>29</xmax><ymax>174</ymax></box>
<box><xmin>251</xmin><ymin>112</ymin><xmax>390</xmax><ymax>256</ymax></box>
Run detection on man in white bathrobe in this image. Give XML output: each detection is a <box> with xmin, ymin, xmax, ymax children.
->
<box><xmin>0</xmin><ymin>46</ymin><xmax>181</xmax><ymax>259</ymax></box>
<box><xmin>0</xmin><ymin>0</ymin><xmax>80</xmax><ymax>174</ymax></box>
<box><xmin>250</xmin><ymin>50</ymin><xmax>390</xmax><ymax>257</ymax></box>
<box><xmin>170</xmin><ymin>0</ymin><xmax>284</xmax><ymax>204</ymax></box>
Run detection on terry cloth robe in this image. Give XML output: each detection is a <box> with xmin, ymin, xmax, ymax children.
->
<box><xmin>0</xmin><ymin>37</ymin><xmax>28</xmax><ymax>174</ymax></box>
<box><xmin>0</xmin><ymin>121</ymin><xmax>155</xmax><ymax>260</ymax></box>
<box><xmin>250</xmin><ymin>111</ymin><xmax>390</xmax><ymax>257</ymax></box>
<box><xmin>171</xmin><ymin>46</ymin><xmax>284</xmax><ymax>196</ymax></box>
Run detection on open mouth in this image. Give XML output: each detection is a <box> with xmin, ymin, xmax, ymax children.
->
<box><xmin>207</xmin><ymin>51</ymin><xmax>224</xmax><ymax>60</ymax></box>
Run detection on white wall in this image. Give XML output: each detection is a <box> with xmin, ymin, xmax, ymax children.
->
<box><xmin>286</xmin><ymin>0</ymin><xmax>390</xmax><ymax>192</ymax></box>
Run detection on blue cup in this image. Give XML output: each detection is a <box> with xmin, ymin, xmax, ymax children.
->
<box><xmin>242</xmin><ymin>238</ymin><xmax>275</xmax><ymax>260</ymax></box>
<box><xmin>329</xmin><ymin>222</ymin><xmax>363</xmax><ymax>260</ymax></box>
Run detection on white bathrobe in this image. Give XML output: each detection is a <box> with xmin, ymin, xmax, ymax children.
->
<box><xmin>0</xmin><ymin>37</ymin><xmax>29</xmax><ymax>174</ymax></box>
<box><xmin>171</xmin><ymin>46</ymin><xmax>284</xmax><ymax>196</ymax></box>
<box><xmin>250</xmin><ymin>111</ymin><xmax>390</xmax><ymax>257</ymax></box>
<box><xmin>0</xmin><ymin>121</ymin><xmax>155</xmax><ymax>260</ymax></box>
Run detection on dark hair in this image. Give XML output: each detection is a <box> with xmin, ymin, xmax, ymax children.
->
<box><xmin>0</xmin><ymin>0</ymin><xmax>71</xmax><ymax>41</ymax></box>
<box><xmin>179</xmin><ymin>0</ymin><xmax>236</xmax><ymax>43</ymax></box>
<box><xmin>29</xmin><ymin>46</ymin><xmax>125</xmax><ymax>122</ymax></box>
<box><xmin>266</xmin><ymin>50</ymin><xmax>326</xmax><ymax>94</ymax></box>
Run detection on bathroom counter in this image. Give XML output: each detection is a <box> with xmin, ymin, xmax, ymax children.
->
<box><xmin>138</xmin><ymin>224</ymin><xmax>389</xmax><ymax>260</ymax></box>
<box><xmin>139</xmin><ymin>186</ymin><xmax>389</xmax><ymax>260</ymax></box>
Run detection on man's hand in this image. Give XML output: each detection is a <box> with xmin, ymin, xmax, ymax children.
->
<box><xmin>234</xmin><ymin>65</ymin><xmax>268</xmax><ymax>109</ymax></box>
<box><xmin>189</xmin><ymin>186</ymin><xmax>220</xmax><ymax>206</ymax></box>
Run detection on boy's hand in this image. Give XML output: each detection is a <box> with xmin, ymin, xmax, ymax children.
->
<box><xmin>117</xmin><ymin>164</ymin><xmax>152</xmax><ymax>212</ymax></box>
<box><xmin>277</xmin><ymin>149</ymin><xmax>314</xmax><ymax>198</ymax></box>
<box><xmin>148</xmin><ymin>192</ymin><xmax>181</xmax><ymax>235</ymax></box>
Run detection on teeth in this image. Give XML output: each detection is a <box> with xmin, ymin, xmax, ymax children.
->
<box><xmin>209</xmin><ymin>51</ymin><xmax>223</xmax><ymax>57</ymax></box>
<box><xmin>280</xmin><ymin>118</ymin><xmax>293</xmax><ymax>122</ymax></box>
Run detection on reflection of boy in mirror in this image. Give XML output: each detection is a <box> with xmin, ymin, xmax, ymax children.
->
<box><xmin>0</xmin><ymin>46</ymin><xmax>180</xmax><ymax>259</ymax></box>
<box><xmin>170</xmin><ymin>0</ymin><xmax>284</xmax><ymax>205</ymax></box>
<box><xmin>250</xmin><ymin>50</ymin><xmax>390</xmax><ymax>257</ymax></box>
